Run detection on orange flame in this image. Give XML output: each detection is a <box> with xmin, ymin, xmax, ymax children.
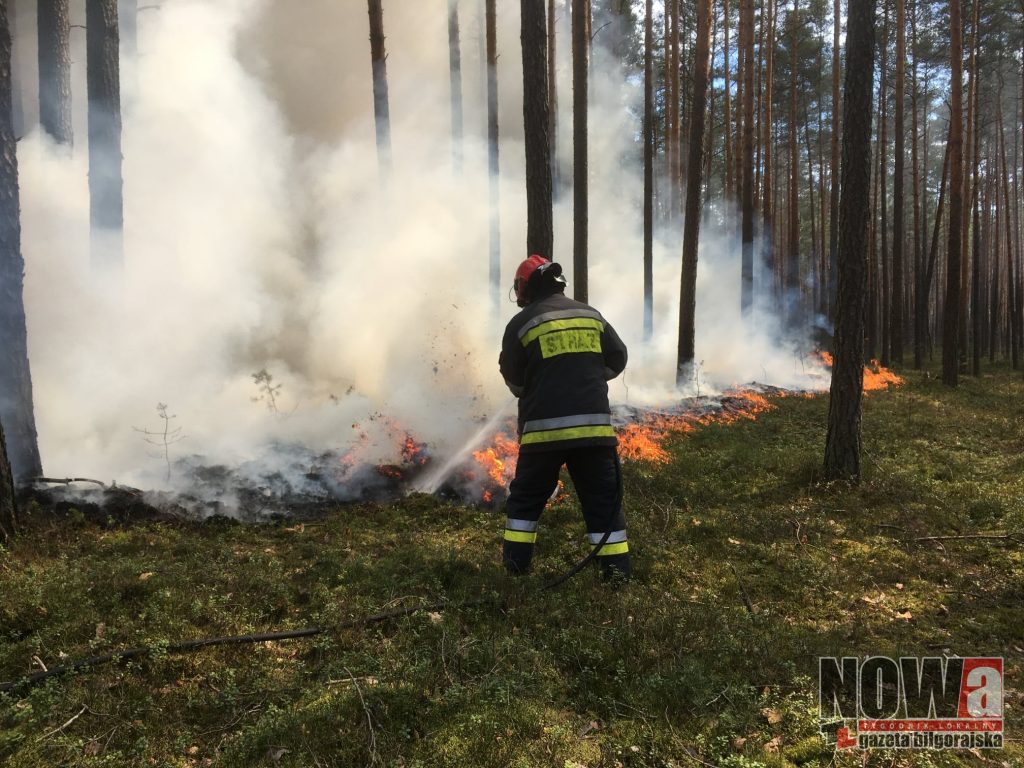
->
<box><xmin>617</xmin><ymin>389</ymin><xmax>775</xmax><ymax>464</ymax></box>
<box><xmin>472</xmin><ymin>432</ymin><xmax>519</xmax><ymax>490</ymax></box>
<box><xmin>401</xmin><ymin>433</ymin><xmax>428</xmax><ymax>465</ymax></box>
<box><xmin>816</xmin><ymin>350</ymin><xmax>905</xmax><ymax>392</ymax></box>
<box><xmin>862</xmin><ymin>360</ymin><xmax>904</xmax><ymax>391</ymax></box>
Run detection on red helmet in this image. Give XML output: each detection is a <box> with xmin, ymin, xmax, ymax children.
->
<box><xmin>513</xmin><ymin>255</ymin><xmax>565</xmax><ymax>307</ymax></box>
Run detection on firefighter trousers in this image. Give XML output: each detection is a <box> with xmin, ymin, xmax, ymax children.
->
<box><xmin>502</xmin><ymin>445</ymin><xmax>630</xmax><ymax>581</ymax></box>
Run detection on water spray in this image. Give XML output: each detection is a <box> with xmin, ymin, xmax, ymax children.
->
<box><xmin>412</xmin><ymin>397</ymin><xmax>516</xmax><ymax>495</ymax></box>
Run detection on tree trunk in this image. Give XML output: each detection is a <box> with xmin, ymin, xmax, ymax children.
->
<box><xmin>677</xmin><ymin>0</ymin><xmax>713</xmax><ymax>383</ymax></box>
<box><xmin>668</xmin><ymin>0</ymin><xmax>682</xmax><ymax>224</ymax></box>
<box><xmin>785</xmin><ymin>1</ymin><xmax>800</xmax><ymax>329</ymax></box>
<box><xmin>958</xmin><ymin>0</ymin><xmax>977</xmax><ymax>371</ymax></box>
<box><xmin>941</xmin><ymin>0</ymin><xmax>963</xmax><ymax>386</ymax></box>
<box><xmin>891</xmin><ymin>0</ymin><xmax>905</xmax><ymax>363</ymax></box>
<box><xmin>0</xmin><ymin>418</ymin><xmax>17</xmax><ymax>543</ymax></box>
<box><xmin>643</xmin><ymin>0</ymin><xmax>654</xmax><ymax>340</ymax></box>
<box><xmin>0</xmin><ymin>0</ymin><xmax>43</xmax><ymax>482</ymax></box>
<box><xmin>970</xmin><ymin>77</ymin><xmax>981</xmax><ymax>376</ymax></box>
<box><xmin>9</xmin><ymin>0</ymin><xmax>23</xmax><ymax>140</ymax></box>
<box><xmin>486</xmin><ymin>0</ymin><xmax>500</xmax><ymax>308</ymax></box>
<box><xmin>740</xmin><ymin>0</ymin><xmax>755</xmax><ymax>315</ymax></box>
<box><xmin>367</xmin><ymin>0</ymin><xmax>392</xmax><ymax>174</ymax></box>
<box><xmin>828</xmin><ymin>0</ymin><xmax>841</xmax><ymax>322</ymax></box>
<box><xmin>999</xmin><ymin>101</ymin><xmax>1018</xmax><ymax>369</ymax></box>
<box><xmin>87</xmin><ymin>0</ymin><xmax>124</xmax><ymax>271</ymax></box>
<box><xmin>760</xmin><ymin>0</ymin><xmax>776</xmax><ymax>308</ymax></box>
<box><xmin>522</xmin><ymin>0</ymin><xmax>553</xmax><ymax>261</ymax></box>
<box><xmin>570</xmin><ymin>0</ymin><xmax>586</xmax><ymax>295</ymax></box>
<box><xmin>878</xmin><ymin>3</ymin><xmax>889</xmax><ymax>365</ymax></box>
<box><xmin>923</xmin><ymin>128</ymin><xmax>951</xmax><ymax>343</ymax></box>
<box><xmin>910</xmin><ymin>0</ymin><xmax>923</xmax><ymax>368</ymax></box>
<box><xmin>39</xmin><ymin>0</ymin><xmax>73</xmax><ymax>146</ymax></box>
<box><xmin>724</xmin><ymin>0</ymin><xmax>733</xmax><ymax>202</ymax></box>
<box><xmin>448</xmin><ymin>0</ymin><xmax>464</xmax><ymax>174</ymax></box>
<box><xmin>548</xmin><ymin>0</ymin><xmax>558</xmax><ymax>191</ymax></box>
<box><xmin>823</xmin><ymin>0</ymin><xmax>876</xmax><ymax>481</ymax></box>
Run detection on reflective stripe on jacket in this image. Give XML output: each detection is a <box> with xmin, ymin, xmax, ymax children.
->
<box><xmin>499</xmin><ymin>292</ymin><xmax>627</xmax><ymax>452</ymax></box>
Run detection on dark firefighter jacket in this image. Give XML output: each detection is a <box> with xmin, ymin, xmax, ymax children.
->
<box><xmin>499</xmin><ymin>291</ymin><xmax>628</xmax><ymax>453</ymax></box>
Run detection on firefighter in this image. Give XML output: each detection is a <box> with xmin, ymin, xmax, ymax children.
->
<box><xmin>498</xmin><ymin>255</ymin><xmax>630</xmax><ymax>581</ymax></box>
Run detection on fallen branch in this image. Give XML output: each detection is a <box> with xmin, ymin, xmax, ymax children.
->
<box><xmin>729</xmin><ymin>564</ymin><xmax>756</xmax><ymax>615</ymax></box>
<box><xmin>903</xmin><ymin>532</ymin><xmax>1021</xmax><ymax>544</ymax></box>
<box><xmin>39</xmin><ymin>705</ymin><xmax>87</xmax><ymax>740</ymax></box>
<box><xmin>0</xmin><ymin>597</ymin><xmax>496</xmax><ymax>694</ymax></box>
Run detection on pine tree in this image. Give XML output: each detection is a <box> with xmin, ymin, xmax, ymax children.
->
<box><xmin>0</xmin><ymin>0</ymin><xmax>43</xmax><ymax>482</ymax></box>
<box><xmin>38</xmin><ymin>0</ymin><xmax>73</xmax><ymax>145</ymax></box>
<box><xmin>824</xmin><ymin>0</ymin><xmax>876</xmax><ymax>480</ymax></box>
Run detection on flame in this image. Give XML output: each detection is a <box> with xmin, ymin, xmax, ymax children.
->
<box><xmin>816</xmin><ymin>350</ymin><xmax>905</xmax><ymax>392</ymax></box>
<box><xmin>862</xmin><ymin>360</ymin><xmax>904</xmax><ymax>391</ymax></box>
<box><xmin>617</xmin><ymin>389</ymin><xmax>775</xmax><ymax>464</ymax></box>
<box><xmin>472</xmin><ymin>431</ymin><xmax>519</xmax><ymax>492</ymax></box>
<box><xmin>401</xmin><ymin>433</ymin><xmax>428</xmax><ymax>465</ymax></box>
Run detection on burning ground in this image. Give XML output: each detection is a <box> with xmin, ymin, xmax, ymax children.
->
<box><xmin>1</xmin><ymin>365</ymin><xmax>1020</xmax><ymax>768</ymax></box>
<box><xmin>22</xmin><ymin>356</ymin><xmax>903</xmax><ymax>522</ymax></box>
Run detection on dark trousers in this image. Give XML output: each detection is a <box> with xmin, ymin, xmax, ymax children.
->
<box><xmin>502</xmin><ymin>445</ymin><xmax>630</xmax><ymax>580</ymax></box>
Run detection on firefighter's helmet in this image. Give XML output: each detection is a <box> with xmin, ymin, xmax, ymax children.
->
<box><xmin>513</xmin><ymin>255</ymin><xmax>566</xmax><ymax>307</ymax></box>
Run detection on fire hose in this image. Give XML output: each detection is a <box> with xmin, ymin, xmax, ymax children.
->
<box><xmin>0</xmin><ymin>455</ymin><xmax>625</xmax><ymax>694</ymax></box>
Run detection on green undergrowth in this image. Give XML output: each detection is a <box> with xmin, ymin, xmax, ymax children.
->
<box><xmin>1</xmin><ymin>366</ymin><xmax>1022</xmax><ymax>767</ymax></box>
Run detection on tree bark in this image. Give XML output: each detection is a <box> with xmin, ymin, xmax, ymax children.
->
<box><xmin>724</xmin><ymin>0</ymin><xmax>733</xmax><ymax>202</ymax></box>
<box><xmin>570</xmin><ymin>0</ymin><xmax>586</xmax><ymax>294</ymax></box>
<box><xmin>522</xmin><ymin>0</ymin><xmax>554</xmax><ymax>261</ymax></box>
<box><xmin>367</xmin><ymin>0</ymin><xmax>392</xmax><ymax>174</ymax></box>
<box><xmin>643</xmin><ymin>0</ymin><xmax>654</xmax><ymax>340</ymax></box>
<box><xmin>761</xmin><ymin>0</ymin><xmax>776</xmax><ymax>308</ymax></box>
<box><xmin>448</xmin><ymin>0</ymin><xmax>464</xmax><ymax>174</ymax></box>
<box><xmin>0</xmin><ymin>1</ymin><xmax>42</xmax><ymax>482</ymax></box>
<box><xmin>87</xmin><ymin>0</ymin><xmax>124</xmax><ymax>271</ymax></box>
<box><xmin>676</xmin><ymin>0</ymin><xmax>712</xmax><ymax>382</ymax></box>
<box><xmin>0</xmin><ymin>418</ymin><xmax>16</xmax><ymax>543</ymax></box>
<box><xmin>740</xmin><ymin>0</ymin><xmax>755</xmax><ymax>315</ymax></box>
<box><xmin>823</xmin><ymin>0</ymin><xmax>876</xmax><ymax>481</ymax></box>
<box><xmin>486</xmin><ymin>0</ymin><xmax>500</xmax><ymax>307</ymax></box>
<box><xmin>828</xmin><ymin>0</ymin><xmax>841</xmax><ymax>322</ymax></box>
<box><xmin>970</xmin><ymin>69</ymin><xmax>981</xmax><ymax>376</ymax></box>
<box><xmin>999</xmin><ymin>101</ymin><xmax>1018</xmax><ymax>369</ymax></box>
<box><xmin>785</xmin><ymin>1</ymin><xmax>800</xmax><ymax>329</ymax></box>
<box><xmin>911</xmin><ymin>0</ymin><xmax>923</xmax><ymax>368</ymax></box>
<box><xmin>548</xmin><ymin>0</ymin><xmax>558</xmax><ymax>190</ymax></box>
<box><xmin>891</xmin><ymin>0</ymin><xmax>906</xmax><ymax>363</ymax></box>
<box><xmin>958</xmin><ymin>0</ymin><xmax>977</xmax><ymax>372</ymax></box>
<box><xmin>39</xmin><ymin>0</ymin><xmax>73</xmax><ymax>146</ymax></box>
<box><xmin>941</xmin><ymin>0</ymin><xmax>963</xmax><ymax>386</ymax></box>
<box><xmin>878</xmin><ymin>2</ymin><xmax>889</xmax><ymax>365</ymax></box>
<box><xmin>668</xmin><ymin>0</ymin><xmax>682</xmax><ymax>224</ymax></box>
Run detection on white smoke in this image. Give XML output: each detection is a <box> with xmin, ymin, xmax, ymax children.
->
<box><xmin>15</xmin><ymin>0</ymin><xmax>826</xmax><ymax>491</ymax></box>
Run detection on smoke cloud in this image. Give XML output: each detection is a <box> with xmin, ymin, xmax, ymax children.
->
<box><xmin>15</xmin><ymin>0</ymin><xmax>826</xmax><ymax>492</ymax></box>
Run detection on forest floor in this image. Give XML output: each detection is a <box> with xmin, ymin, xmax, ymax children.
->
<box><xmin>1</xmin><ymin>365</ymin><xmax>1022</xmax><ymax>768</ymax></box>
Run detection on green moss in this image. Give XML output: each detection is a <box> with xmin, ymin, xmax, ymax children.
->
<box><xmin>1</xmin><ymin>365</ymin><xmax>1022</xmax><ymax>766</ymax></box>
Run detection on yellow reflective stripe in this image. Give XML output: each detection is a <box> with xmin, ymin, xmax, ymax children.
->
<box><xmin>520</xmin><ymin>317</ymin><xmax>605</xmax><ymax>346</ymax></box>
<box><xmin>520</xmin><ymin>425</ymin><xmax>617</xmax><ymax>445</ymax></box>
<box><xmin>539</xmin><ymin>329</ymin><xmax>602</xmax><ymax>358</ymax></box>
<box><xmin>504</xmin><ymin>530</ymin><xmax>538</xmax><ymax>543</ymax></box>
<box><xmin>594</xmin><ymin>541</ymin><xmax>629</xmax><ymax>556</ymax></box>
